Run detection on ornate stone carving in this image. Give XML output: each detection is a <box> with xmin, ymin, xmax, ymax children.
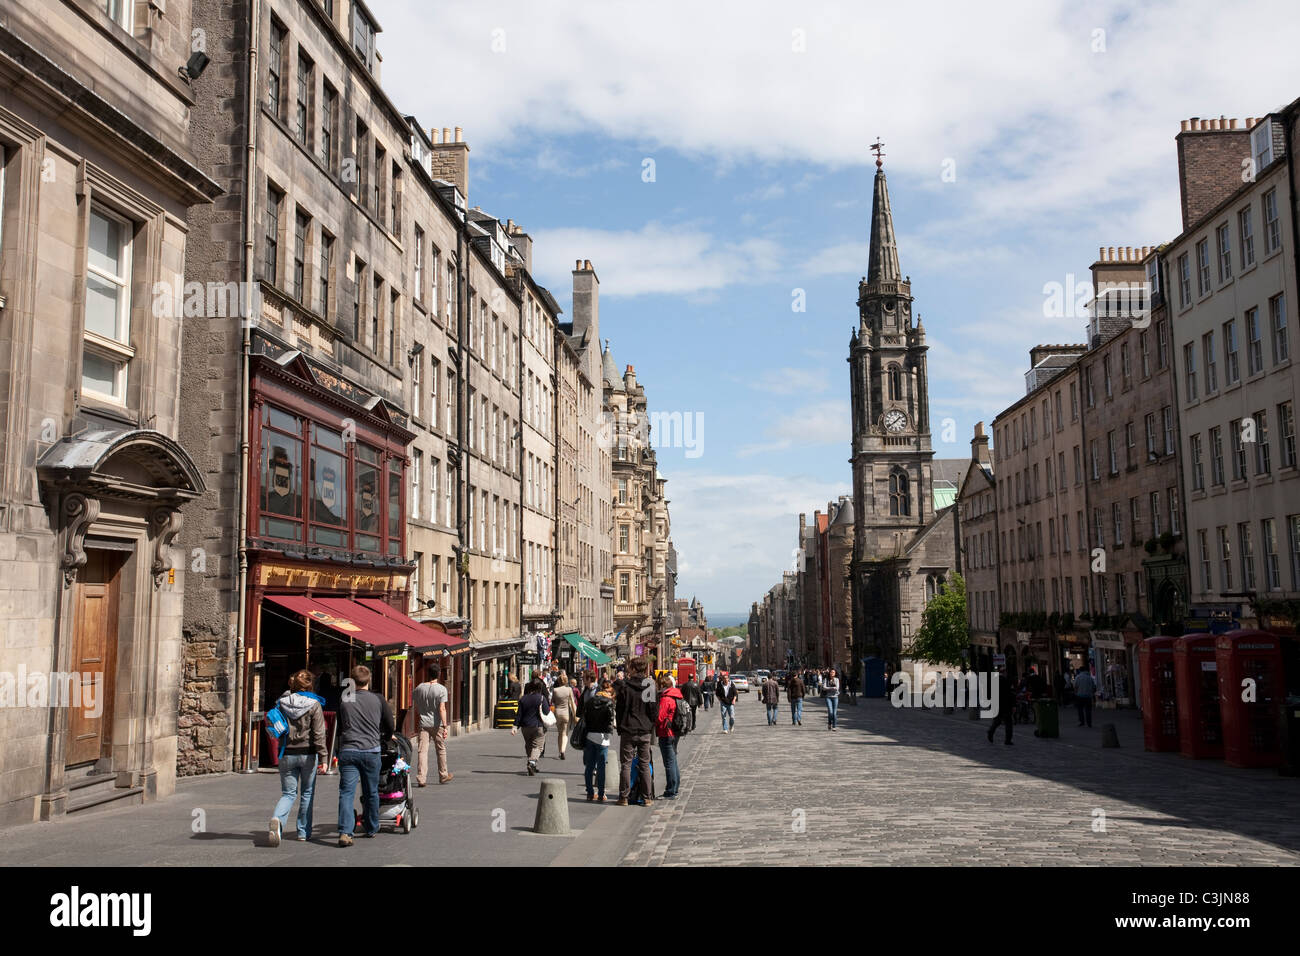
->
<box><xmin>151</xmin><ymin>507</ymin><xmax>184</xmax><ymax>586</ymax></box>
<box><xmin>61</xmin><ymin>493</ymin><xmax>101</xmax><ymax>587</ymax></box>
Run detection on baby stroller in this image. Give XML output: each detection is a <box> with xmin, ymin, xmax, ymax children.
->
<box><xmin>356</xmin><ymin>734</ymin><xmax>419</xmax><ymax>834</ymax></box>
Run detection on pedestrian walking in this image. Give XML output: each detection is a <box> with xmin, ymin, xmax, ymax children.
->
<box><xmin>701</xmin><ymin>672</ymin><xmax>715</xmax><ymax>710</ymax></box>
<box><xmin>413</xmin><ymin>664</ymin><xmax>452</xmax><ymax>786</ymax></box>
<box><xmin>987</xmin><ymin>667</ymin><xmax>1015</xmax><ymax>745</ymax></box>
<box><xmin>268</xmin><ymin>670</ymin><xmax>327</xmax><ymax>846</ymax></box>
<box><xmin>824</xmin><ymin>668</ymin><xmax>840</xmax><ymax>730</ymax></box>
<box><xmin>551</xmin><ymin>672</ymin><xmax>577</xmax><ymax>760</ymax></box>
<box><xmin>787</xmin><ymin>671</ymin><xmax>805</xmax><ymax>725</ymax></box>
<box><xmin>655</xmin><ymin>673</ymin><xmax>684</xmax><ymax>800</ymax></box>
<box><xmin>576</xmin><ymin>671</ymin><xmax>598</xmax><ymax>718</ymax></box>
<box><xmin>511</xmin><ymin>679</ymin><xmax>552</xmax><ymax>775</ymax></box>
<box><xmin>335</xmin><ymin>664</ymin><xmax>395</xmax><ymax>847</ymax></box>
<box><xmin>582</xmin><ymin>678</ymin><xmax>617</xmax><ymax>802</ymax></box>
<box><xmin>506</xmin><ymin>672</ymin><xmax>522</xmax><ymax>701</ymax></box>
<box><xmin>682</xmin><ymin>674</ymin><xmax>703</xmax><ymax>730</ymax></box>
<box><xmin>761</xmin><ymin>673</ymin><xmax>780</xmax><ymax>725</ymax></box>
<box><xmin>716</xmin><ymin>672</ymin><xmax>739</xmax><ymax>734</ymax></box>
<box><xmin>614</xmin><ymin>657</ymin><xmax>657</xmax><ymax>806</ymax></box>
<box><xmin>1073</xmin><ymin>666</ymin><xmax>1096</xmax><ymax>728</ymax></box>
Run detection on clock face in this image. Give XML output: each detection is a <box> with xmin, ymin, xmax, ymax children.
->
<box><xmin>883</xmin><ymin>410</ymin><xmax>907</xmax><ymax>433</ymax></box>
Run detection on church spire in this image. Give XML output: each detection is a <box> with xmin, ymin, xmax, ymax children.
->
<box><xmin>866</xmin><ymin>158</ymin><xmax>901</xmax><ymax>286</ymax></box>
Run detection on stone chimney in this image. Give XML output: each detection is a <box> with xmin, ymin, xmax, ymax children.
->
<box><xmin>1175</xmin><ymin>117</ymin><xmax>1251</xmax><ymax>231</ymax></box>
<box><xmin>428</xmin><ymin>125</ymin><xmax>470</xmax><ymax>197</ymax></box>
<box><xmin>572</xmin><ymin>260</ymin><xmax>599</xmax><ymax>343</ymax></box>
<box><xmin>623</xmin><ymin>364</ymin><xmax>636</xmax><ymax>392</ymax></box>
<box><xmin>971</xmin><ymin>421</ymin><xmax>991</xmax><ymax>467</ymax></box>
<box><xmin>508</xmin><ymin>222</ymin><xmax>532</xmax><ymax>273</ymax></box>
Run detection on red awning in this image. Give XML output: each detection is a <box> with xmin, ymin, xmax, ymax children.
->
<box><xmin>264</xmin><ymin>595</ymin><xmax>447</xmax><ymax>654</ymax></box>
<box><xmin>355</xmin><ymin>598</ymin><xmax>470</xmax><ymax>653</ymax></box>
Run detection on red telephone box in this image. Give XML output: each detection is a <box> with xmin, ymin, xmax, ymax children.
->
<box><xmin>1174</xmin><ymin>635</ymin><xmax>1222</xmax><ymax>759</ymax></box>
<box><xmin>676</xmin><ymin>657</ymin><xmax>697</xmax><ymax>685</ymax></box>
<box><xmin>1215</xmin><ymin>629</ymin><xmax>1284</xmax><ymax>769</ymax></box>
<box><xmin>1139</xmin><ymin>637</ymin><xmax>1179</xmax><ymax>752</ymax></box>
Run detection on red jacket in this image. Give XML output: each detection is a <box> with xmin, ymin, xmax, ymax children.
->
<box><xmin>656</xmin><ymin>687</ymin><xmax>684</xmax><ymax>738</ymax></box>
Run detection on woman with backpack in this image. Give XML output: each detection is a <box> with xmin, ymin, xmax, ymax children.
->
<box><xmin>511</xmin><ymin>679</ymin><xmax>552</xmax><ymax>775</ymax></box>
<box><xmin>581</xmin><ymin>677</ymin><xmax>617</xmax><ymax>802</ymax></box>
<box><xmin>655</xmin><ymin>672</ymin><xmax>685</xmax><ymax>799</ymax></box>
<box><xmin>268</xmin><ymin>669</ymin><xmax>327</xmax><ymax>846</ymax></box>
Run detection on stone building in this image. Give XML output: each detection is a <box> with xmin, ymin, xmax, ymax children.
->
<box><xmin>559</xmin><ymin>261</ymin><xmax>613</xmax><ymax>652</ymax></box>
<box><xmin>956</xmin><ymin>424</ymin><xmax>999</xmax><ymax>669</ymax></box>
<box><xmin>0</xmin><ymin>0</ymin><xmax>219</xmax><ymax>822</ymax></box>
<box><xmin>1076</xmin><ymin>245</ymin><xmax>1184</xmax><ymax>703</ymax></box>
<box><xmin>1163</xmin><ymin>108</ymin><xmax>1300</xmax><ymax>628</ymax></box>
<box><xmin>847</xmin><ymin>157</ymin><xmax>962</xmax><ymax>668</ymax></box>
<box><xmin>990</xmin><ymin>345</ymin><xmax>1092</xmax><ymax>682</ymax></box>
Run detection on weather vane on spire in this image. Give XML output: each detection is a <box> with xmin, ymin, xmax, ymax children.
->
<box><xmin>870</xmin><ymin>138</ymin><xmax>885</xmax><ymax>169</ymax></box>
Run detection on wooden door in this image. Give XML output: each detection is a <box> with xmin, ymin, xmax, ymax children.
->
<box><xmin>66</xmin><ymin>549</ymin><xmax>123</xmax><ymax>767</ymax></box>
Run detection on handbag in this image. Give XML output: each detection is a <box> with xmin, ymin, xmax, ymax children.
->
<box><xmin>540</xmin><ymin>705</ymin><xmax>557</xmax><ymax>730</ymax></box>
<box><xmin>569</xmin><ymin>718</ymin><xmax>586</xmax><ymax>749</ymax></box>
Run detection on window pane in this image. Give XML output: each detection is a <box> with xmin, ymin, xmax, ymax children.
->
<box><xmin>88</xmin><ymin>210</ymin><xmax>123</xmax><ymax>276</ymax></box>
<box><xmin>84</xmin><ymin>273</ymin><xmax>122</xmax><ymax>340</ymax></box>
<box><xmin>355</xmin><ymin>456</ymin><xmax>381</xmax><ymax>551</ymax></box>
<box><xmin>81</xmin><ymin>349</ymin><xmax>120</xmax><ymax>397</ymax></box>
<box><xmin>261</xmin><ymin>433</ymin><xmax>303</xmax><ymax>522</ymax></box>
<box><xmin>311</xmin><ymin>445</ymin><xmax>346</xmax><ymax>527</ymax></box>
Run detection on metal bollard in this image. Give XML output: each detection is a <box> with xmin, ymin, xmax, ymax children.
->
<box><xmin>1101</xmin><ymin>723</ymin><xmax>1120</xmax><ymax>748</ymax></box>
<box><xmin>533</xmin><ymin>778</ymin><xmax>571</xmax><ymax>834</ymax></box>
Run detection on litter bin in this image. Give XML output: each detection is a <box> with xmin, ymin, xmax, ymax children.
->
<box><xmin>1033</xmin><ymin>699</ymin><xmax>1059</xmax><ymax>738</ymax></box>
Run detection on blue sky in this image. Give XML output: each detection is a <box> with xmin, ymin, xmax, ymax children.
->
<box><xmin>376</xmin><ymin>0</ymin><xmax>1300</xmax><ymax>613</ymax></box>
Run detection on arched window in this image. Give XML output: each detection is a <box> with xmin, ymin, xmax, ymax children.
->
<box><xmin>888</xmin><ymin>365</ymin><xmax>903</xmax><ymax>401</ymax></box>
<box><xmin>889</xmin><ymin>470</ymin><xmax>910</xmax><ymax>516</ymax></box>
<box><xmin>925</xmin><ymin>573</ymin><xmax>945</xmax><ymax>605</ymax></box>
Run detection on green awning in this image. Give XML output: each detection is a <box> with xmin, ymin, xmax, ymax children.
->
<box><xmin>561</xmin><ymin>631</ymin><xmax>610</xmax><ymax>665</ymax></box>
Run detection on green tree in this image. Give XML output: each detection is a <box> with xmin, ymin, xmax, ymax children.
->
<box><xmin>910</xmin><ymin>571</ymin><xmax>968</xmax><ymax>667</ymax></box>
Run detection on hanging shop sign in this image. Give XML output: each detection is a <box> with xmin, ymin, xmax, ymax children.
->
<box><xmin>1089</xmin><ymin>630</ymin><xmax>1126</xmax><ymax>650</ymax></box>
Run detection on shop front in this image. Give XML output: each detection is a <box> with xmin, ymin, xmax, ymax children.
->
<box><xmin>1090</xmin><ymin>630</ymin><xmax>1132</xmax><ymax>708</ymax></box>
<box><xmin>245</xmin><ymin>583</ymin><xmax>468</xmax><ymax>767</ymax></box>
<box><xmin>468</xmin><ymin>636</ymin><xmax>526</xmax><ymax>731</ymax></box>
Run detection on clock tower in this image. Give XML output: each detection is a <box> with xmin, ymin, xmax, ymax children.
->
<box><xmin>848</xmin><ymin>147</ymin><xmax>946</xmax><ymax>667</ymax></box>
<box><xmin>848</xmin><ymin>153</ymin><xmax>934</xmax><ymax>541</ymax></box>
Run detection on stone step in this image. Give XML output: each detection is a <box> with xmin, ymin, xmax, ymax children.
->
<box><xmin>66</xmin><ymin>775</ymin><xmax>143</xmax><ymax>815</ymax></box>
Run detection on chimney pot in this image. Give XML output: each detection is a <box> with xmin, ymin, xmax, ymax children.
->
<box><xmin>455</xmin><ymin>127</ymin><xmax>463</xmax><ymax>142</ymax></box>
<box><xmin>442</xmin><ymin>127</ymin><xmax>451</xmax><ymax>142</ymax></box>
<box><xmin>1229</xmin><ymin>118</ymin><xmax>1238</xmax><ymax>129</ymax></box>
<box><xmin>1180</xmin><ymin>120</ymin><xmax>1189</xmax><ymax>132</ymax></box>
<box><xmin>585</xmin><ymin>259</ymin><xmax>592</xmax><ymax>270</ymax></box>
<box><xmin>1098</xmin><ymin>246</ymin><xmax>1105</xmax><ymax>260</ymax></box>
<box><xmin>575</xmin><ymin>259</ymin><xmax>582</xmax><ymax>270</ymax></box>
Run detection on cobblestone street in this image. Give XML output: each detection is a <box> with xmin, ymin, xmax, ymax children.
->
<box><xmin>621</xmin><ymin>696</ymin><xmax>1300</xmax><ymax>866</ymax></box>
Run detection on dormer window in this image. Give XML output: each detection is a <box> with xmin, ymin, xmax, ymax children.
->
<box><xmin>1252</xmin><ymin>119</ymin><xmax>1274</xmax><ymax>175</ymax></box>
<box><xmin>352</xmin><ymin>5</ymin><xmax>376</xmax><ymax>72</ymax></box>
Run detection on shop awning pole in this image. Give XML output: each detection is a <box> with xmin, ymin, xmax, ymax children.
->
<box><xmin>305</xmin><ymin>616</ymin><xmax>311</xmax><ymax>664</ymax></box>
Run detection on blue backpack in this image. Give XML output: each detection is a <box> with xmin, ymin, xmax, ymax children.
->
<box><xmin>266</xmin><ymin>692</ymin><xmax>325</xmax><ymax>757</ymax></box>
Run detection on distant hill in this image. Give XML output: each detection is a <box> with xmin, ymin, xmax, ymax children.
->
<box><xmin>704</xmin><ymin>612</ymin><xmax>747</xmax><ymax>629</ymax></box>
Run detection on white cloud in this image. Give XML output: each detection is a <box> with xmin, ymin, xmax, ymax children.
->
<box><xmin>529</xmin><ymin>222</ymin><xmax>782</xmax><ymax>297</ymax></box>
<box><xmin>667</xmin><ymin>472</ymin><xmax>852</xmax><ymax>609</ymax></box>
<box><xmin>749</xmin><ymin>367</ymin><xmax>832</xmax><ymax>396</ymax></box>
<box><xmin>738</xmin><ymin>400</ymin><xmax>849</xmax><ymax>456</ymax></box>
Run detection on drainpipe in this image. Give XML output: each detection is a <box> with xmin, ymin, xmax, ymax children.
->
<box><xmin>456</xmin><ymin>202</ymin><xmax>469</xmax><ymax>729</ymax></box>
<box><xmin>233</xmin><ymin>0</ymin><xmax>260</xmax><ymax>771</ymax></box>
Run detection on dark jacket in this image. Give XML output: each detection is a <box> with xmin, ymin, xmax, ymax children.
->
<box><xmin>615</xmin><ymin>676</ymin><xmax>657</xmax><ymax>736</ymax></box>
<box><xmin>787</xmin><ymin>676</ymin><xmax>805</xmax><ymax>700</ymax></box>
<box><xmin>716</xmin><ymin>679</ymin><xmax>738</xmax><ymax>705</ymax></box>
<box><xmin>583</xmin><ymin>693</ymin><xmax>616</xmax><ymax>734</ymax></box>
<box><xmin>682</xmin><ymin>680</ymin><xmax>703</xmax><ymax>707</ymax></box>
<box><xmin>336</xmin><ymin>689</ymin><xmax>394</xmax><ymax>752</ymax></box>
<box><xmin>701</xmin><ymin>677</ymin><xmax>716</xmax><ymax>695</ymax></box>
<box><xmin>656</xmin><ymin>687</ymin><xmax>685</xmax><ymax>738</ymax></box>
<box><xmin>513</xmin><ymin>691</ymin><xmax>551</xmax><ymax>729</ymax></box>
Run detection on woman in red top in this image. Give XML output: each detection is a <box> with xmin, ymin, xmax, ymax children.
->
<box><xmin>655</xmin><ymin>673</ymin><xmax>684</xmax><ymax>799</ymax></box>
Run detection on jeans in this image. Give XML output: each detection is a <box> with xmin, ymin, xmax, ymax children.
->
<box><xmin>337</xmin><ymin>749</ymin><xmax>381</xmax><ymax>836</ymax></box>
<box><xmin>273</xmin><ymin>753</ymin><xmax>318</xmax><ymax>839</ymax></box>
<box><xmin>583</xmin><ymin>740</ymin><xmax>608</xmax><ymax>797</ymax></box>
<box><xmin>826</xmin><ymin>696</ymin><xmax>839</xmax><ymax>728</ymax></box>
<box><xmin>765</xmin><ymin>703</ymin><xmax>778</xmax><ymax>724</ymax></box>
<box><xmin>720</xmin><ymin>703</ymin><xmax>735</xmax><ymax>732</ymax></box>
<box><xmin>790</xmin><ymin>698</ymin><xmax>803</xmax><ymax>723</ymax></box>
<box><xmin>658</xmin><ymin>737</ymin><xmax>680</xmax><ymax>797</ymax></box>
<box><xmin>1076</xmin><ymin>696</ymin><xmax>1094</xmax><ymax>727</ymax></box>
<box><xmin>702</xmin><ymin>691</ymin><xmax>714</xmax><ymax>710</ymax></box>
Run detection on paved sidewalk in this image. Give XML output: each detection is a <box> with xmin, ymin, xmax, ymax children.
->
<box><xmin>0</xmin><ymin>721</ymin><xmax>700</xmax><ymax>867</ymax></box>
